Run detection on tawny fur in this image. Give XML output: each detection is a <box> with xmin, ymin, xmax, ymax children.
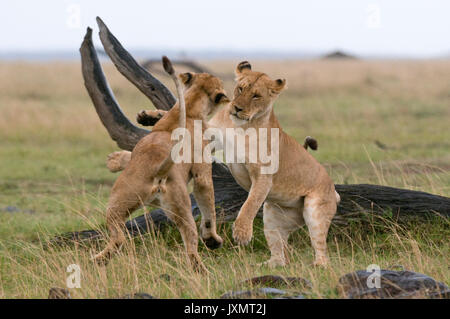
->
<box><xmin>209</xmin><ymin>62</ymin><xmax>340</xmax><ymax>266</ymax></box>
<box><xmin>94</xmin><ymin>67</ymin><xmax>229</xmax><ymax>272</ymax></box>
<box><xmin>108</xmin><ymin>62</ymin><xmax>340</xmax><ymax>267</ymax></box>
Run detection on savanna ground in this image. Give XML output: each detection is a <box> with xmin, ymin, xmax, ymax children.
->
<box><xmin>0</xmin><ymin>59</ymin><xmax>449</xmax><ymax>298</ymax></box>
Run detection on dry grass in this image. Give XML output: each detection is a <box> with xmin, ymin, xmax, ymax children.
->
<box><xmin>0</xmin><ymin>59</ymin><xmax>449</xmax><ymax>298</ymax></box>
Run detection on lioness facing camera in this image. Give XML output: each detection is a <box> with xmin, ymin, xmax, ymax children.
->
<box><xmin>208</xmin><ymin>61</ymin><xmax>340</xmax><ymax>266</ymax></box>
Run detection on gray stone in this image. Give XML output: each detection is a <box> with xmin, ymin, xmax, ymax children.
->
<box><xmin>240</xmin><ymin>275</ymin><xmax>312</xmax><ymax>289</ymax></box>
<box><xmin>120</xmin><ymin>292</ymin><xmax>155</xmax><ymax>299</ymax></box>
<box><xmin>338</xmin><ymin>269</ymin><xmax>449</xmax><ymax>299</ymax></box>
<box><xmin>48</xmin><ymin>287</ymin><xmax>71</xmax><ymax>299</ymax></box>
<box><xmin>221</xmin><ymin>287</ymin><xmax>288</xmax><ymax>299</ymax></box>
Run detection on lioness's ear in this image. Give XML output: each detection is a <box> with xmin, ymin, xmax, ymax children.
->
<box><xmin>214</xmin><ymin>92</ymin><xmax>230</xmax><ymax>105</ymax></box>
<box><xmin>179</xmin><ymin>72</ymin><xmax>194</xmax><ymax>85</ymax></box>
<box><xmin>270</xmin><ymin>78</ymin><xmax>287</xmax><ymax>95</ymax></box>
<box><xmin>235</xmin><ymin>61</ymin><xmax>252</xmax><ymax>76</ymax></box>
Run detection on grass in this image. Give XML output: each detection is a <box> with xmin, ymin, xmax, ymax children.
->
<box><xmin>0</xmin><ymin>59</ymin><xmax>449</xmax><ymax>298</ymax></box>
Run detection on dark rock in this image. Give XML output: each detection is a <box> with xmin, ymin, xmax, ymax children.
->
<box><xmin>221</xmin><ymin>287</ymin><xmax>288</xmax><ymax>299</ymax></box>
<box><xmin>120</xmin><ymin>292</ymin><xmax>155</xmax><ymax>299</ymax></box>
<box><xmin>338</xmin><ymin>270</ymin><xmax>449</xmax><ymax>299</ymax></box>
<box><xmin>48</xmin><ymin>287</ymin><xmax>71</xmax><ymax>299</ymax></box>
<box><xmin>241</xmin><ymin>275</ymin><xmax>312</xmax><ymax>289</ymax></box>
<box><xmin>387</xmin><ymin>264</ymin><xmax>405</xmax><ymax>271</ymax></box>
<box><xmin>427</xmin><ymin>289</ymin><xmax>450</xmax><ymax>299</ymax></box>
<box><xmin>275</xmin><ymin>294</ymin><xmax>306</xmax><ymax>299</ymax></box>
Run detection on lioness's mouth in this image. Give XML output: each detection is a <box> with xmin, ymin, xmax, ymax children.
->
<box><xmin>229</xmin><ymin>112</ymin><xmax>249</xmax><ymax>125</ymax></box>
<box><xmin>230</xmin><ymin>111</ymin><xmax>247</xmax><ymax>120</ymax></box>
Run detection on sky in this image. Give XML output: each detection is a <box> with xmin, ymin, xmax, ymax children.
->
<box><xmin>0</xmin><ymin>0</ymin><xmax>449</xmax><ymax>58</ymax></box>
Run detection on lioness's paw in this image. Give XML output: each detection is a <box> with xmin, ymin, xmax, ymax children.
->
<box><xmin>258</xmin><ymin>258</ymin><xmax>287</xmax><ymax>268</ymax></box>
<box><xmin>106</xmin><ymin>151</ymin><xmax>130</xmax><ymax>173</ymax></box>
<box><xmin>313</xmin><ymin>256</ymin><xmax>330</xmax><ymax>267</ymax></box>
<box><xmin>232</xmin><ymin>219</ymin><xmax>253</xmax><ymax>246</ymax></box>
<box><xmin>136</xmin><ymin>110</ymin><xmax>163</xmax><ymax>126</ymax></box>
<box><xmin>202</xmin><ymin>234</ymin><xmax>223</xmax><ymax>250</ymax></box>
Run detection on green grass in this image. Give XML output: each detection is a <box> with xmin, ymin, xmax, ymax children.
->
<box><xmin>0</xmin><ymin>60</ymin><xmax>449</xmax><ymax>298</ymax></box>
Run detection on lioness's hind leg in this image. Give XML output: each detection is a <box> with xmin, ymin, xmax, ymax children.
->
<box><xmin>106</xmin><ymin>151</ymin><xmax>131</xmax><ymax>173</ymax></box>
<box><xmin>262</xmin><ymin>202</ymin><xmax>304</xmax><ymax>268</ymax></box>
<box><xmin>93</xmin><ymin>175</ymin><xmax>151</xmax><ymax>264</ymax></box>
<box><xmin>303</xmin><ymin>193</ymin><xmax>336</xmax><ymax>266</ymax></box>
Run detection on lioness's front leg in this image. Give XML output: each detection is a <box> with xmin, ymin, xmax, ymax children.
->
<box><xmin>191</xmin><ymin>163</ymin><xmax>223</xmax><ymax>250</ymax></box>
<box><xmin>233</xmin><ymin>175</ymin><xmax>272</xmax><ymax>245</ymax></box>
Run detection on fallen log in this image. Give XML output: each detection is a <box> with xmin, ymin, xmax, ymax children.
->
<box><xmin>55</xmin><ymin>19</ymin><xmax>449</xmax><ymax>245</ymax></box>
<box><xmin>52</xmin><ymin>160</ymin><xmax>449</xmax><ymax>245</ymax></box>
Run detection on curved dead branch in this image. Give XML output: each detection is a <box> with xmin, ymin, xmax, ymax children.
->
<box><xmin>96</xmin><ymin>17</ymin><xmax>175</xmax><ymax>111</ymax></box>
<box><xmin>80</xmin><ymin>27</ymin><xmax>149</xmax><ymax>151</ymax></box>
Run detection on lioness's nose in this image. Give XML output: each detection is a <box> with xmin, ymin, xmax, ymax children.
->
<box><xmin>234</xmin><ymin>105</ymin><xmax>243</xmax><ymax>113</ymax></box>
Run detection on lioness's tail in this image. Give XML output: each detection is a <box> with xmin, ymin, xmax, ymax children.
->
<box><xmin>303</xmin><ymin>136</ymin><xmax>318</xmax><ymax>151</ymax></box>
<box><xmin>148</xmin><ymin>57</ymin><xmax>186</xmax><ymax>193</ymax></box>
<box><xmin>162</xmin><ymin>56</ymin><xmax>185</xmax><ymax>130</ymax></box>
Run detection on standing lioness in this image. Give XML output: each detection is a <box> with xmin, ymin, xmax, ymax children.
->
<box><xmin>210</xmin><ymin>61</ymin><xmax>339</xmax><ymax>266</ymax></box>
<box><xmin>94</xmin><ymin>57</ymin><xmax>229</xmax><ymax>271</ymax></box>
<box><xmin>109</xmin><ymin>62</ymin><xmax>339</xmax><ymax>267</ymax></box>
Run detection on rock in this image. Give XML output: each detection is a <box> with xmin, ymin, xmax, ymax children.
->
<box><xmin>275</xmin><ymin>294</ymin><xmax>306</xmax><ymax>299</ymax></box>
<box><xmin>338</xmin><ymin>270</ymin><xmax>449</xmax><ymax>299</ymax></box>
<box><xmin>387</xmin><ymin>264</ymin><xmax>405</xmax><ymax>271</ymax></box>
<box><xmin>48</xmin><ymin>287</ymin><xmax>71</xmax><ymax>299</ymax></box>
<box><xmin>221</xmin><ymin>287</ymin><xmax>288</xmax><ymax>299</ymax></box>
<box><xmin>120</xmin><ymin>292</ymin><xmax>155</xmax><ymax>299</ymax></box>
<box><xmin>240</xmin><ymin>275</ymin><xmax>312</xmax><ymax>289</ymax></box>
<box><xmin>221</xmin><ymin>275</ymin><xmax>312</xmax><ymax>299</ymax></box>
<box><xmin>427</xmin><ymin>289</ymin><xmax>450</xmax><ymax>299</ymax></box>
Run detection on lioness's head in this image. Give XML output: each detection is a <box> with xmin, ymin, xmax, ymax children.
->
<box><xmin>180</xmin><ymin>72</ymin><xmax>229</xmax><ymax>117</ymax></box>
<box><xmin>229</xmin><ymin>61</ymin><xmax>286</xmax><ymax>126</ymax></box>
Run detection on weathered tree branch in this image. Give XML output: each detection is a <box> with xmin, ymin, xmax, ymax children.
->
<box><xmin>96</xmin><ymin>17</ymin><xmax>176</xmax><ymax>111</ymax></box>
<box><xmin>80</xmin><ymin>27</ymin><xmax>150</xmax><ymax>151</ymax></box>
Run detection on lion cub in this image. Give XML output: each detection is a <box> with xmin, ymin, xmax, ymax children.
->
<box><xmin>214</xmin><ymin>61</ymin><xmax>340</xmax><ymax>267</ymax></box>
<box><xmin>93</xmin><ymin>57</ymin><xmax>229</xmax><ymax>272</ymax></box>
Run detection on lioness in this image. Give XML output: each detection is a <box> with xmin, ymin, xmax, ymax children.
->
<box><xmin>109</xmin><ymin>62</ymin><xmax>339</xmax><ymax>267</ymax></box>
<box><xmin>93</xmin><ymin>57</ymin><xmax>229</xmax><ymax>271</ymax></box>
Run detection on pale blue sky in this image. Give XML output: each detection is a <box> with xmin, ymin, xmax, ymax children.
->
<box><xmin>1</xmin><ymin>0</ymin><xmax>449</xmax><ymax>57</ymax></box>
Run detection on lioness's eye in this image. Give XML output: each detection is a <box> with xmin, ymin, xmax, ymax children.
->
<box><xmin>237</xmin><ymin>87</ymin><xmax>243</xmax><ymax>93</ymax></box>
<box><xmin>253</xmin><ymin>94</ymin><xmax>261</xmax><ymax>99</ymax></box>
